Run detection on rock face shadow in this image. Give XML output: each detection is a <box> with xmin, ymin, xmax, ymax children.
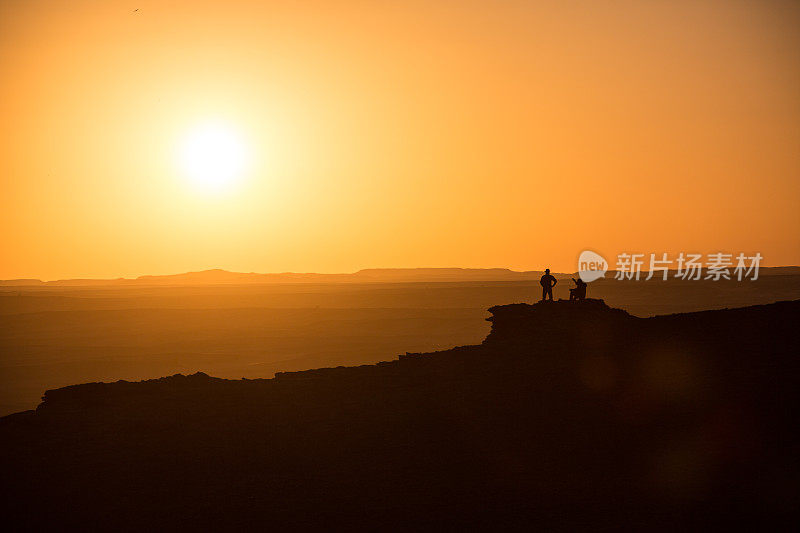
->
<box><xmin>1</xmin><ymin>299</ymin><xmax>798</xmax><ymax>530</ymax></box>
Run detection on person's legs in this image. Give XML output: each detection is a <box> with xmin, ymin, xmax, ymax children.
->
<box><xmin>545</xmin><ymin>287</ymin><xmax>553</xmax><ymax>300</ymax></box>
<box><xmin>541</xmin><ymin>287</ymin><xmax>547</xmax><ymax>301</ymax></box>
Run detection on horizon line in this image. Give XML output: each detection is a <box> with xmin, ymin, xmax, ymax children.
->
<box><xmin>3</xmin><ymin>264</ymin><xmax>800</xmax><ymax>285</ymax></box>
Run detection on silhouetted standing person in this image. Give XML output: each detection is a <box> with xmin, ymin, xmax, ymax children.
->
<box><xmin>540</xmin><ymin>268</ymin><xmax>557</xmax><ymax>301</ymax></box>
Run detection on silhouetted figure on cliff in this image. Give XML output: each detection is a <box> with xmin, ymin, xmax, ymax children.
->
<box><xmin>569</xmin><ymin>278</ymin><xmax>587</xmax><ymax>301</ymax></box>
<box><xmin>540</xmin><ymin>269</ymin><xmax>557</xmax><ymax>301</ymax></box>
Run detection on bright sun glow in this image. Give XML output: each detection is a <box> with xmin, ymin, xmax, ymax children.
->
<box><xmin>178</xmin><ymin>122</ymin><xmax>250</xmax><ymax>191</ymax></box>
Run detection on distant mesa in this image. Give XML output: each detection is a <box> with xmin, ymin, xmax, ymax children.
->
<box><xmin>3</xmin><ymin>266</ymin><xmax>800</xmax><ymax>287</ymax></box>
<box><xmin>0</xmin><ymin>267</ymin><xmax>552</xmax><ymax>287</ymax></box>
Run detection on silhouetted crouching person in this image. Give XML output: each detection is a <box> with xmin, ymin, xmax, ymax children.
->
<box><xmin>569</xmin><ymin>278</ymin><xmax>587</xmax><ymax>301</ymax></box>
<box><xmin>540</xmin><ymin>269</ymin><xmax>557</xmax><ymax>301</ymax></box>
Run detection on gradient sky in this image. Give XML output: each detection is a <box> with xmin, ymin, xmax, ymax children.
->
<box><xmin>1</xmin><ymin>0</ymin><xmax>799</xmax><ymax>280</ymax></box>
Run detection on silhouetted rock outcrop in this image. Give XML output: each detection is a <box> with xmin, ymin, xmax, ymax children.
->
<box><xmin>484</xmin><ymin>298</ymin><xmax>635</xmax><ymax>345</ymax></box>
<box><xmin>1</xmin><ymin>300</ymin><xmax>798</xmax><ymax>530</ymax></box>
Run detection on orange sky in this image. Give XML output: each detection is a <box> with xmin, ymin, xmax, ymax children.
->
<box><xmin>1</xmin><ymin>0</ymin><xmax>799</xmax><ymax>280</ymax></box>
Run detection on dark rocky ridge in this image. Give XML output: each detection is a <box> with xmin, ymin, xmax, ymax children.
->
<box><xmin>1</xmin><ymin>299</ymin><xmax>798</xmax><ymax>530</ymax></box>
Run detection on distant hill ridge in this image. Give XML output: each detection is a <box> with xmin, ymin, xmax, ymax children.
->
<box><xmin>0</xmin><ymin>267</ymin><xmax>548</xmax><ymax>286</ymax></box>
<box><xmin>3</xmin><ymin>265</ymin><xmax>799</xmax><ymax>286</ymax></box>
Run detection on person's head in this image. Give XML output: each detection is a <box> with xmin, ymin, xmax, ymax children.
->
<box><xmin>545</xmin><ymin>268</ymin><xmax>550</xmax><ymax>274</ymax></box>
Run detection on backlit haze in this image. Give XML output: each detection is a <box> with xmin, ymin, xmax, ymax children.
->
<box><xmin>1</xmin><ymin>0</ymin><xmax>799</xmax><ymax>280</ymax></box>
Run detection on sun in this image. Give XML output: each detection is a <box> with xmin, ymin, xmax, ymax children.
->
<box><xmin>177</xmin><ymin>122</ymin><xmax>250</xmax><ymax>191</ymax></box>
